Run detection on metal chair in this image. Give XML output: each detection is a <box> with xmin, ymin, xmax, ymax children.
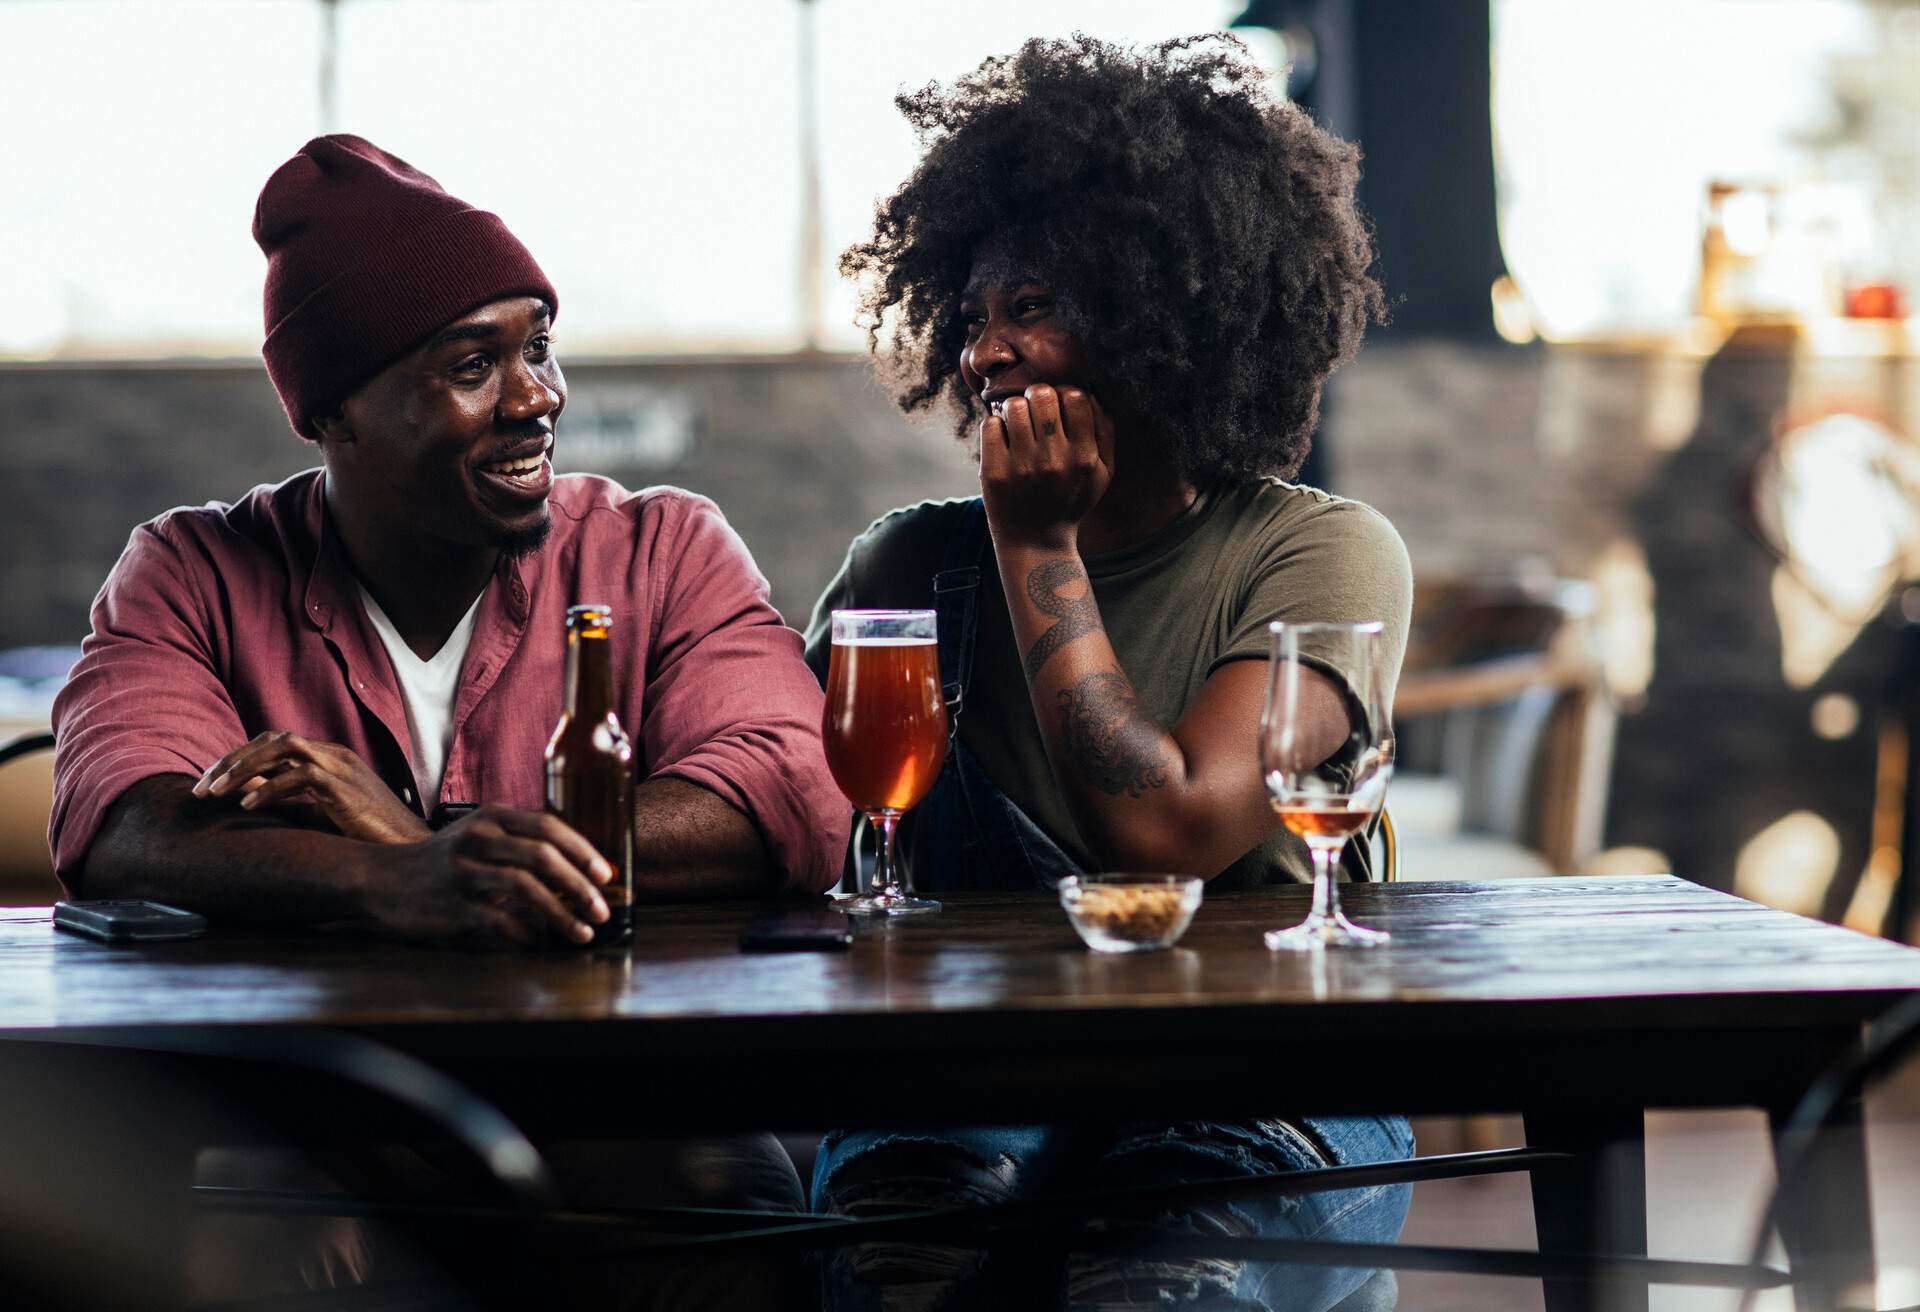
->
<box><xmin>1394</xmin><ymin>573</ymin><xmax>1615</xmax><ymax>877</ymax></box>
<box><xmin>0</xmin><ymin>729</ymin><xmax>60</xmax><ymax>905</ymax></box>
<box><xmin>620</xmin><ymin>1148</ymin><xmax>1783</xmax><ymax>1302</ymax></box>
<box><xmin>1739</xmin><ymin>991</ymin><xmax>1920</xmax><ymax>1312</ymax></box>
<box><xmin>0</xmin><ymin>729</ymin><xmax>55</xmax><ymax>768</ymax></box>
<box><xmin>1376</xmin><ymin>804</ymin><xmax>1399</xmax><ymax>883</ymax></box>
<box><xmin>1</xmin><ymin>1026</ymin><xmax>561</xmax><ymax>1311</ymax></box>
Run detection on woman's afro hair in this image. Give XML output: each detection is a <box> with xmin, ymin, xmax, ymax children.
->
<box><xmin>842</xmin><ymin>33</ymin><xmax>1386</xmax><ymax>481</ymax></box>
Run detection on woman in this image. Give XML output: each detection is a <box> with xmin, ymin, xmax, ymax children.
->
<box><xmin>804</xmin><ymin>34</ymin><xmax>1413</xmax><ymax>1311</ymax></box>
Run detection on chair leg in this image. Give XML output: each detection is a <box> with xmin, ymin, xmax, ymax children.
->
<box><xmin>1768</xmin><ymin>1093</ymin><xmax>1876</xmax><ymax>1312</ymax></box>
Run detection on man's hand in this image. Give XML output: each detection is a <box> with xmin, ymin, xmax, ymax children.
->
<box><xmin>193</xmin><ymin>731</ymin><xmax>429</xmax><ymax>844</ymax></box>
<box><xmin>367</xmin><ymin>804</ymin><xmax>614</xmax><ymax>947</ymax></box>
<box><xmin>979</xmin><ymin>384</ymin><xmax>1116</xmax><ymax>551</ymax></box>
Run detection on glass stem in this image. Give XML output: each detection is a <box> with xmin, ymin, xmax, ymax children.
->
<box><xmin>1308</xmin><ymin>839</ymin><xmax>1340</xmax><ymax>925</ymax></box>
<box><xmin>870</xmin><ymin>812</ymin><xmax>900</xmax><ymax>897</ymax></box>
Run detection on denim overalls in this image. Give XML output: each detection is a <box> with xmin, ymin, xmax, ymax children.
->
<box><xmin>813</xmin><ymin>500</ymin><xmax>1413</xmax><ymax>1312</ymax></box>
<box><xmin>915</xmin><ymin>498</ymin><xmax>1082</xmax><ymax>892</ymax></box>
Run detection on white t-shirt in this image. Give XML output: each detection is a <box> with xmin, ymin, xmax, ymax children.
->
<box><xmin>355</xmin><ymin>583</ymin><xmax>483</xmax><ymax>809</ymax></box>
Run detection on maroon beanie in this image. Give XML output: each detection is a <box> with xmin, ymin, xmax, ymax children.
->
<box><xmin>254</xmin><ymin>134</ymin><xmax>559</xmax><ymax>438</ymax></box>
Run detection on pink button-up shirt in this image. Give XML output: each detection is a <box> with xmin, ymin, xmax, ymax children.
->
<box><xmin>50</xmin><ymin>469</ymin><xmax>849</xmax><ymax>893</ymax></box>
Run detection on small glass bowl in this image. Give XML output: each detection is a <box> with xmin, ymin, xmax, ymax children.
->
<box><xmin>1059</xmin><ymin>875</ymin><xmax>1204</xmax><ymax>953</ymax></box>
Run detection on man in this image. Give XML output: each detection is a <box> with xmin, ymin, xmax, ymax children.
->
<box><xmin>48</xmin><ymin>136</ymin><xmax>843</xmax><ymax>1303</ymax></box>
<box><xmin>51</xmin><ymin>135</ymin><xmax>848</xmax><ymax>935</ymax></box>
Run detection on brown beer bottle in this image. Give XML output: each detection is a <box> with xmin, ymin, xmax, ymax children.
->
<box><xmin>545</xmin><ymin>604</ymin><xmax>635</xmax><ymax>945</ymax></box>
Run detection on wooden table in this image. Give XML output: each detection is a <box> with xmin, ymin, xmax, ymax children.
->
<box><xmin>4</xmin><ymin>874</ymin><xmax>1919</xmax><ymax>1311</ymax></box>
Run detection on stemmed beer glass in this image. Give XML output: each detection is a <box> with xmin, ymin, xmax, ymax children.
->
<box><xmin>1261</xmin><ymin>621</ymin><xmax>1394</xmax><ymax>950</ymax></box>
<box><xmin>822</xmin><ymin>610</ymin><xmax>948</xmax><ymax>916</ymax></box>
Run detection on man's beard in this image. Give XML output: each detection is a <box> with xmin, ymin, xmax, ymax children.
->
<box><xmin>495</xmin><ymin>515</ymin><xmax>553</xmax><ymax>560</ymax></box>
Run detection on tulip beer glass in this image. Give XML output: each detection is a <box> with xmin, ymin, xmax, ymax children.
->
<box><xmin>1261</xmin><ymin>621</ymin><xmax>1393</xmax><ymax>949</ymax></box>
<box><xmin>823</xmin><ymin>610</ymin><xmax>948</xmax><ymax>916</ymax></box>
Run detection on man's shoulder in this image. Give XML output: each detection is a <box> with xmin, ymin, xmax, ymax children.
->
<box><xmin>131</xmin><ymin>469</ymin><xmax>324</xmax><ymax>565</ymax></box>
<box><xmin>540</xmin><ymin>477</ymin><xmax>767</xmax><ymax>606</ymax></box>
<box><xmin>547</xmin><ymin>474</ymin><xmax>721</xmax><ymax>534</ymax></box>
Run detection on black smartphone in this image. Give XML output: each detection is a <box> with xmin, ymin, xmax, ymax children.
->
<box><xmin>430</xmin><ymin>801</ymin><xmax>479</xmax><ymax>829</ymax></box>
<box><xmin>53</xmin><ymin>900</ymin><xmax>208</xmax><ymax>943</ymax></box>
<box><xmin>738</xmin><ymin>902</ymin><xmax>854</xmax><ymax>953</ymax></box>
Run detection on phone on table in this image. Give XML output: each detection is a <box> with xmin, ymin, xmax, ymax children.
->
<box><xmin>53</xmin><ymin>900</ymin><xmax>208</xmax><ymax>943</ymax></box>
<box><xmin>738</xmin><ymin>901</ymin><xmax>854</xmax><ymax>953</ymax></box>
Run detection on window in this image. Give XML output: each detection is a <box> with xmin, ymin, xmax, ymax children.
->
<box><xmin>0</xmin><ymin>0</ymin><xmax>1244</xmax><ymax>358</ymax></box>
<box><xmin>334</xmin><ymin>0</ymin><xmax>804</xmax><ymax>351</ymax></box>
<box><xmin>1491</xmin><ymin>0</ymin><xmax>1909</xmax><ymax>340</ymax></box>
<box><xmin>1</xmin><ymin>0</ymin><xmax>321</xmax><ymax>355</ymax></box>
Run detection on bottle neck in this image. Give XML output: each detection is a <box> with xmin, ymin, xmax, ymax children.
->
<box><xmin>565</xmin><ymin>627</ymin><xmax>614</xmax><ymax>720</ymax></box>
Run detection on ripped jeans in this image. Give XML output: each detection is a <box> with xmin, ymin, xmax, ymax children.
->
<box><xmin>813</xmin><ymin>1115</ymin><xmax>1413</xmax><ymax>1311</ymax></box>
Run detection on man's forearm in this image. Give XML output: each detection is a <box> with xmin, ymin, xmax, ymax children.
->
<box><xmin>79</xmin><ymin>775</ymin><xmax>376</xmax><ymax>926</ymax></box>
<box><xmin>632</xmin><ymin>776</ymin><xmax>782</xmax><ymax>901</ymax></box>
<box><xmin>85</xmin><ymin>773</ymin><xmax>782</xmax><ymax>922</ymax></box>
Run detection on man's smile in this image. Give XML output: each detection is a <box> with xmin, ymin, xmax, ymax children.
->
<box><xmin>474</xmin><ymin>436</ymin><xmax>554</xmax><ymax>502</ymax></box>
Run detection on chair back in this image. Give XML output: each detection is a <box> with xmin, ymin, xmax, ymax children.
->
<box><xmin>1376</xmin><ymin>804</ymin><xmax>1399</xmax><ymax>883</ymax></box>
<box><xmin>0</xmin><ymin>730</ymin><xmax>58</xmax><ymax>905</ymax></box>
<box><xmin>0</xmin><ymin>1026</ymin><xmax>562</xmax><ymax>1309</ymax></box>
<box><xmin>1739</xmin><ymin>991</ymin><xmax>1920</xmax><ymax>1312</ymax></box>
<box><xmin>1396</xmin><ymin>573</ymin><xmax>1615</xmax><ymax>873</ymax></box>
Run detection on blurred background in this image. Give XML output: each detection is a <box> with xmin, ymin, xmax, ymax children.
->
<box><xmin>0</xmin><ymin>3</ymin><xmax>1917</xmax><ymax>1306</ymax></box>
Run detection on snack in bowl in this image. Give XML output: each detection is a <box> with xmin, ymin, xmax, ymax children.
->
<box><xmin>1058</xmin><ymin>875</ymin><xmax>1204</xmax><ymax>953</ymax></box>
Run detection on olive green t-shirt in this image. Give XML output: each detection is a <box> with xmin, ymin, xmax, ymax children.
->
<box><xmin>803</xmin><ymin>479</ymin><xmax>1413</xmax><ymax>887</ymax></box>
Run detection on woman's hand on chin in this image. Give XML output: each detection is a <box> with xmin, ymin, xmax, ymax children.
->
<box><xmin>978</xmin><ymin>384</ymin><xmax>1117</xmax><ymax>553</ymax></box>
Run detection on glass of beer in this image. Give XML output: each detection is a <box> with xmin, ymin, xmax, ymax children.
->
<box><xmin>823</xmin><ymin>609</ymin><xmax>948</xmax><ymax>916</ymax></box>
<box><xmin>1261</xmin><ymin>621</ymin><xmax>1394</xmax><ymax>950</ymax></box>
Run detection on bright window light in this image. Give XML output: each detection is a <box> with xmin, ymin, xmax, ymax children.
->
<box><xmin>0</xmin><ymin>0</ymin><xmax>321</xmax><ymax>356</ymax></box>
<box><xmin>1492</xmin><ymin>0</ymin><xmax>1882</xmax><ymax>340</ymax></box>
<box><xmin>0</xmin><ymin>0</ymin><xmax>1259</xmax><ymax>358</ymax></box>
<box><xmin>335</xmin><ymin>0</ymin><xmax>803</xmax><ymax>353</ymax></box>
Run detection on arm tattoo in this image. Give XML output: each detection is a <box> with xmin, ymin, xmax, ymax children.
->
<box><xmin>1055</xmin><ymin>671</ymin><xmax>1170</xmax><ymax>797</ymax></box>
<box><xmin>1022</xmin><ymin>559</ymin><xmax>1102</xmax><ymax>681</ymax></box>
